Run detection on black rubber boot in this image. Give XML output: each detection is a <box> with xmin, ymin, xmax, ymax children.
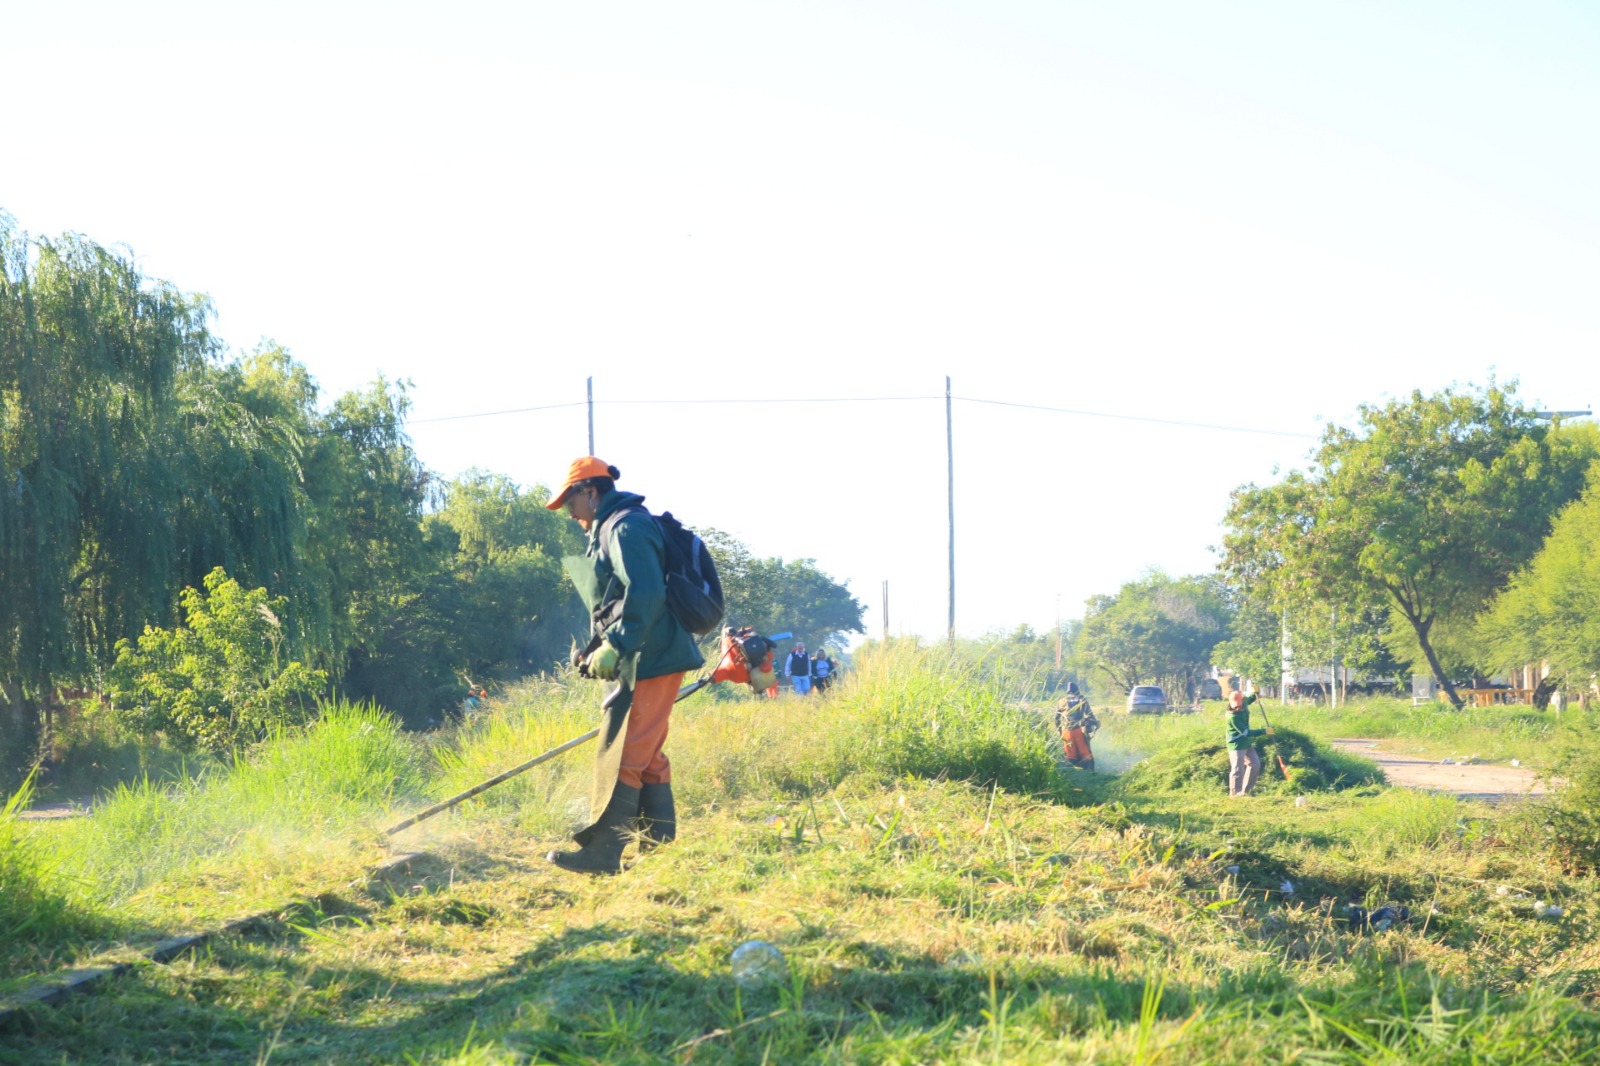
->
<box><xmin>637</xmin><ymin>782</ymin><xmax>677</xmax><ymax>852</ymax></box>
<box><xmin>548</xmin><ymin>784</ymin><xmax>641</xmax><ymax>875</ymax></box>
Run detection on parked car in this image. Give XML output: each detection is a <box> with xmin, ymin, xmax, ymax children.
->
<box><xmin>1126</xmin><ymin>685</ymin><xmax>1168</xmax><ymax>714</ymax></box>
<box><xmin>1197</xmin><ymin>678</ymin><xmax>1223</xmax><ymax>700</ymax></box>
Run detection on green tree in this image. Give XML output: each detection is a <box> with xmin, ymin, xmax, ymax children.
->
<box><xmin>702</xmin><ymin>530</ymin><xmax>865</xmax><ymax>649</ymax></box>
<box><xmin>1477</xmin><ymin>463</ymin><xmax>1600</xmax><ymax>685</ymax></box>
<box><xmin>422</xmin><ymin>471</ymin><xmax>585</xmax><ymax>683</ymax></box>
<box><xmin>1222</xmin><ymin>382</ymin><xmax>1595</xmax><ymax>707</ymax></box>
<box><xmin>0</xmin><ymin>216</ymin><xmax>215</xmax><ymax>773</ymax></box>
<box><xmin>1072</xmin><ymin>572</ymin><xmax>1230</xmax><ymax>699</ymax></box>
<box><xmin>107</xmin><ymin>568</ymin><xmax>327</xmax><ymax>752</ymax></box>
<box><xmin>1209</xmin><ymin>594</ymin><xmax>1280</xmax><ymax>688</ymax></box>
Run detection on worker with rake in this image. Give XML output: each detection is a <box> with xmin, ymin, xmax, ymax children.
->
<box><xmin>546</xmin><ymin>457</ymin><xmax>704</xmax><ymax>874</ymax></box>
<box><xmin>1225</xmin><ymin>689</ymin><xmax>1274</xmax><ymax>796</ymax></box>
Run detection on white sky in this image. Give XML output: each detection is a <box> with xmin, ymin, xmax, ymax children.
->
<box><xmin>4</xmin><ymin>1</ymin><xmax>1597</xmax><ymax>643</ymax></box>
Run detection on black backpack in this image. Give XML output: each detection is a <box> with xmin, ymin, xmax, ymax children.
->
<box><xmin>599</xmin><ymin>507</ymin><xmax>725</xmax><ymax>637</ymax></box>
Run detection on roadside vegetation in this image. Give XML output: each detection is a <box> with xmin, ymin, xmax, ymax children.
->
<box><xmin>7</xmin><ymin>644</ymin><xmax>1600</xmax><ymax>1063</ymax></box>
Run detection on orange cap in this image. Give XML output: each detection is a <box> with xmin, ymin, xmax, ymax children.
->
<box><xmin>547</xmin><ymin>456</ymin><xmax>615</xmax><ymax>510</ymax></box>
<box><xmin>1228</xmin><ymin>691</ymin><xmax>1245</xmax><ymax>708</ymax></box>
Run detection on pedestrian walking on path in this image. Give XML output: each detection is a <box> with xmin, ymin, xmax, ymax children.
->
<box><xmin>786</xmin><ymin>642</ymin><xmax>812</xmax><ymax>695</ymax></box>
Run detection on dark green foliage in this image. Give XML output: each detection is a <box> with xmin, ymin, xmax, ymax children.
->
<box><xmin>1111</xmin><ymin>726</ymin><xmax>1383</xmax><ymax>796</ymax></box>
<box><xmin>702</xmin><ymin>529</ymin><xmax>866</xmax><ymax>648</ymax></box>
<box><xmin>0</xmin><ymin>214</ymin><xmax>215</xmax><ymax>700</ymax></box>
<box><xmin>421</xmin><ymin>471</ymin><xmax>585</xmax><ymax>681</ymax></box>
<box><xmin>0</xmin><ymin>214</ymin><xmax>588</xmax><ymax>752</ymax></box>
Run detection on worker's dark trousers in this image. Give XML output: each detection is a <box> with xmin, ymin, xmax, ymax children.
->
<box><xmin>619</xmin><ymin>672</ymin><xmax>685</xmax><ymax>789</ymax></box>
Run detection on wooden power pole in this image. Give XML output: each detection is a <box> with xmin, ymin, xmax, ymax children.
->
<box><xmin>946</xmin><ymin>375</ymin><xmax>955</xmax><ymax>650</ymax></box>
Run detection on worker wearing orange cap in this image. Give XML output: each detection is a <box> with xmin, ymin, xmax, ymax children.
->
<box><xmin>545</xmin><ymin>457</ymin><xmax>704</xmax><ymax>874</ymax></box>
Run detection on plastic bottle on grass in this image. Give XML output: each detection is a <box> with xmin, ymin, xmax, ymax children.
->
<box><xmin>731</xmin><ymin>941</ymin><xmax>786</xmax><ymax>988</ymax></box>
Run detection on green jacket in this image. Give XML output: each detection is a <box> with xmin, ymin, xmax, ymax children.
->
<box><xmin>1225</xmin><ymin>693</ymin><xmax>1265</xmax><ymax>751</ymax></box>
<box><xmin>578</xmin><ymin>490</ymin><xmax>704</xmax><ymax>681</ymax></box>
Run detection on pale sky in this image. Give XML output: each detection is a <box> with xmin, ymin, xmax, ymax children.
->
<box><xmin>5</xmin><ymin>1</ymin><xmax>1597</xmax><ymax>643</ymax></box>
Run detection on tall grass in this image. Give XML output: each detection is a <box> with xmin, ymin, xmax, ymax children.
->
<box><xmin>1257</xmin><ymin>696</ymin><xmax>1562</xmax><ymax>764</ymax></box>
<box><xmin>796</xmin><ymin>642</ymin><xmax>1060</xmax><ymax>795</ymax></box>
<box><xmin>424</xmin><ymin>644</ymin><xmax>1064</xmax><ymax>838</ymax></box>
<box><xmin>39</xmin><ymin>700</ymin><xmax>426</xmax><ymax>910</ymax></box>
<box><xmin>430</xmin><ymin>673</ymin><xmax>598</xmax><ymax>838</ymax></box>
<box><xmin>1</xmin><ymin>775</ymin><xmax>103</xmax><ymax>978</ymax></box>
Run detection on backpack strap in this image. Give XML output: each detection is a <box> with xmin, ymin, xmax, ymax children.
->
<box><xmin>590</xmin><ymin>506</ymin><xmax>650</xmax><ymax>638</ymax></box>
<box><xmin>596</xmin><ymin>505</ymin><xmax>649</xmax><ymax>565</ymax></box>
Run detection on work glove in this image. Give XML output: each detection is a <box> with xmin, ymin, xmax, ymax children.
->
<box><xmin>590</xmin><ymin>642</ymin><xmax>621</xmax><ymax>681</ymax></box>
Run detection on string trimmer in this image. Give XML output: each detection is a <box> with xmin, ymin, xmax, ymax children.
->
<box><xmin>382</xmin><ymin>626</ymin><xmax>790</xmax><ymax>836</ymax></box>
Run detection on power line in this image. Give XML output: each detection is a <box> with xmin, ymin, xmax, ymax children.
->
<box><xmin>404</xmin><ymin>401</ymin><xmax>588</xmax><ymax>426</ymax></box>
<box><xmin>600</xmin><ymin>395</ymin><xmax>943</xmax><ymax>406</ymax></box>
<box><xmin>952</xmin><ymin>397</ymin><xmax>1318</xmax><ymax>439</ymax></box>
<box><xmin>399</xmin><ymin>392</ymin><xmax>1313</xmax><ymax>438</ymax></box>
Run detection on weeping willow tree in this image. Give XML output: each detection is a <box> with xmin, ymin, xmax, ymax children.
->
<box><xmin>0</xmin><ymin>218</ymin><xmax>334</xmax><ymax>779</ymax></box>
<box><xmin>0</xmin><ymin>211</ymin><xmax>607</xmax><ymax>766</ymax></box>
<box><xmin>0</xmin><ymin>215</ymin><xmax>213</xmax><ymax>714</ymax></box>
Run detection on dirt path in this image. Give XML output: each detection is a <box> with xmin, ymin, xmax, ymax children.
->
<box><xmin>15</xmin><ymin>800</ymin><xmax>91</xmax><ymax>821</ymax></box>
<box><xmin>1331</xmin><ymin>738</ymin><xmax>1548</xmax><ymax>801</ymax></box>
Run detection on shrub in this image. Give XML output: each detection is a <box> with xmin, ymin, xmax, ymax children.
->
<box><xmin>1528</xmin><ymin>710</ymin><xmax>1600</xmax><ymax>874</ymax></box>
<box><xmin>107</xmin><ymin>567</ymin><xmax>328</xmax><ymax>753</ymax></box>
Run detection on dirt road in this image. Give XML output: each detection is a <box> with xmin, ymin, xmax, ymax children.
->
<box><xmin>15</xmin><ymin>801</ymin><xmax>90</xmax><ymax>821</ymax></box>
<box><xmin>1331</xmin><ymin>738</ymin><xmax>1548</xmax><ymax>801</ymax></box>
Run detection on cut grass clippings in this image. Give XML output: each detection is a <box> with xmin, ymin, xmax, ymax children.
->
<box><xmin>1112</xmin><ymin>727</ymin><xmax>1383</xmax><ymax>796</ymax></box>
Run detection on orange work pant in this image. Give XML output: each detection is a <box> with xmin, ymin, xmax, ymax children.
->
<box><xmin>1062</xmin><ymin>728</ymin><xmax>1093</xmax><ymax>764</ymax></box>
<box><xmin>619</xmin><ymin>672</ymin><xmax>685</xmax><ymax>788</ymax></box>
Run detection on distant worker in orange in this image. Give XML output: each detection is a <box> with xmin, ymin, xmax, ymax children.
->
<box><xmin>1055</xmin><ymin>682</ymin><xmax>1098</xmax><ymax>771</ymax></box>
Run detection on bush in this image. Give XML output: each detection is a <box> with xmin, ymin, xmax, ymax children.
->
<box><xmin>1528</xmin><ymin>710</ymin><xmax>1600</xmax><ymax>874</ymax></box>
<box><xmin>1111</xmin><ymin>727</ymin><xmax>1383</xmax><ymax>796</ymax></box>
<box><xmin>107</xmin><ymin>567</ymin><xmax>327</xmax><ymax>753</ymax></box>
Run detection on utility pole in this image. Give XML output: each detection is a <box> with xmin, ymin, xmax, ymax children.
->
<box><xmin>946</xmin><ymin>375</ymin><xmax>955</xmax><ymax>650</ymax></box>
<box><xmin>881</xmin><ymin>580</ymin><xmax>889</xmax><ymax>642</ymax></box>
<box><xmin>587</xmin><ymin>377</ymin><xmax>595</xmax><ymax>455</ymax></box>
<box><xmin>1054</xmin><ymin>594</ymin><xmax>1062</xmax><ymax>671</ymax></box>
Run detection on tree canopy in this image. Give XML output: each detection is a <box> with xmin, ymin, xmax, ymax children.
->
<box><xmin>1476</xmin><ymin>462</ymin><xmax>1600</xmax><ymax>684</ymax></box>
<box><xmin>1221</xmin><ymin>382</ymin><xmax>1596</xmax><ymax>707</ymax></box>
<box><xmin>1072</xmin><ymin>571</ymin><xmax>1230</xmax><ymax>699</ymax></box>
<box><xmin>702</xmin><ymin>530</ymin><xmax>865</xmax><ymax>650</ymax></box>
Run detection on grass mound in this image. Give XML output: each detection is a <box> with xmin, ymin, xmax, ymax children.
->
<box><xmin>1111</xmin><ymin>727</ymin><xmax>1383</xmax><ymax>795</ymax></box>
